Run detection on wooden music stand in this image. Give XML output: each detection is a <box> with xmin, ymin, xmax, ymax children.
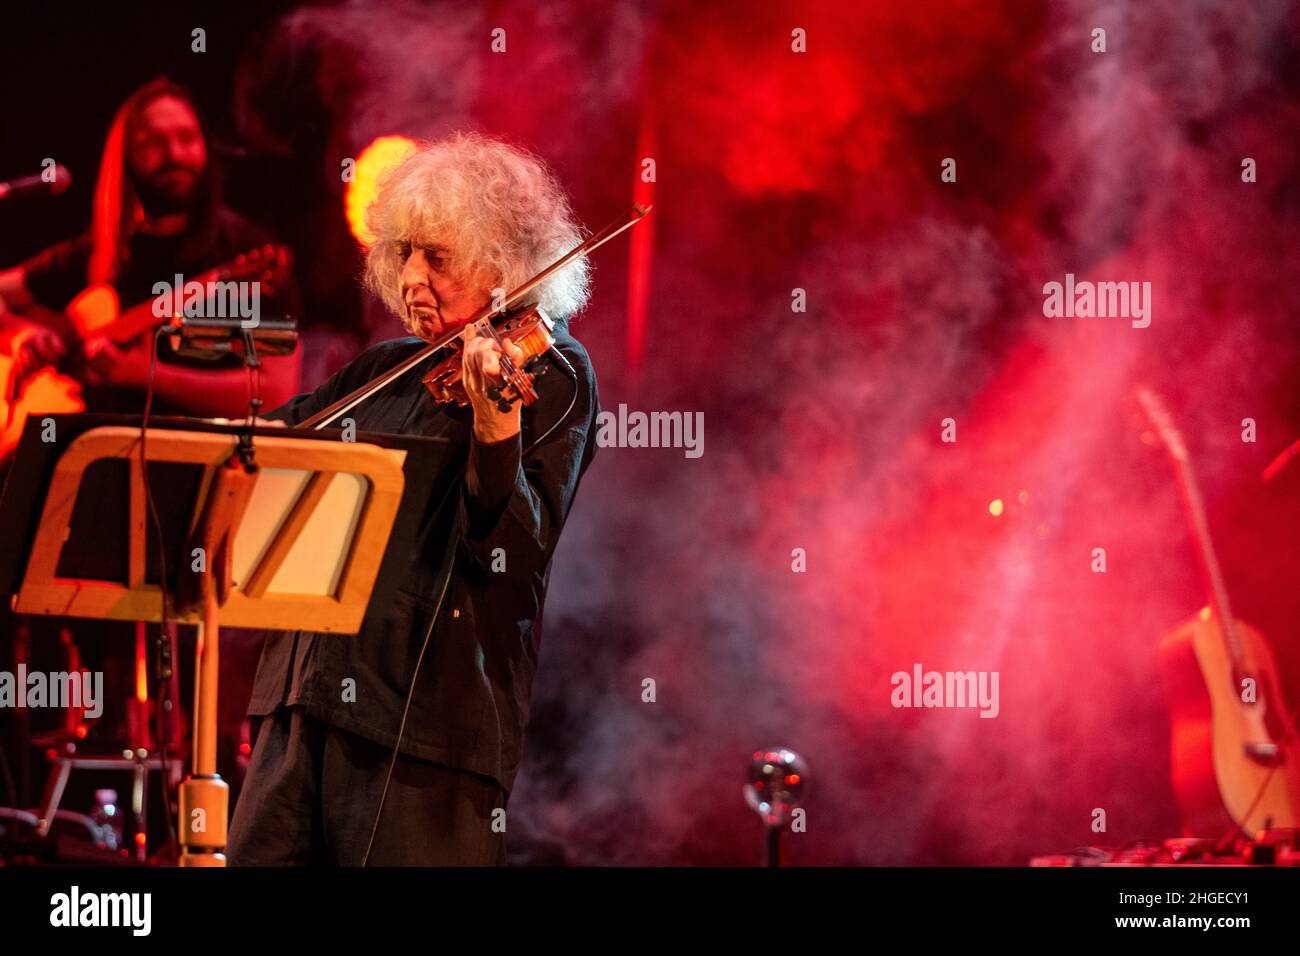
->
<box><xmin>0</xmin><ymin>415</ymin><xmax>450</xmax><ymax>866</ymax></box>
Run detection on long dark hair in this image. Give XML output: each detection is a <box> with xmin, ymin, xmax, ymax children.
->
<box><xmin>89</xmin><ymin>77</ymin><xmax>221</xmax><ymax>284</ymax></box>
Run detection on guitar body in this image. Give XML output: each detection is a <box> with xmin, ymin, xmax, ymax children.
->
<box><xmin>1</xmin><ymin>244</ymin><xmax>289</xmax><ymax>459</ymax></box>
<box><xmin>0</xmin><ymin>285</ymin><xmax>120</xmax><ymax>458</ymax></box>
<box><xmin>1158</xmin><ymin>610</ymin><xmax>1300</xmax><ymax>837</ymax></box>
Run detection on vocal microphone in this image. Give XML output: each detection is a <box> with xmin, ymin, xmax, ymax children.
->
<box><xmin>0</xmin><ymin>165</ymin><xmax>73</xmax><ymax>202</ymax></box>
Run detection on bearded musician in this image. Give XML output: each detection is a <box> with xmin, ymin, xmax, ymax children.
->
<box><xmin>0</xmin><ymin>78</ymin><xmax>301</xmax><ymax>821</ymax></box>
<box><xmin>0</xmin><ymin>76</ymin><xmax>300</xmax><ymax>418</ymax></box>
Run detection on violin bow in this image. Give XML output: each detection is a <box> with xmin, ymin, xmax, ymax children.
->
<box><xmin>299</xmin><ymin>203</ymin><xmax>652</xmax><ymax>430</ymax></box>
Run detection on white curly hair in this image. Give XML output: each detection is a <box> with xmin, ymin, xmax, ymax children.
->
<box><xmin>364</xmin><ymin>131</ymin><xmax>591</xmax><ymax>334</ymax></box>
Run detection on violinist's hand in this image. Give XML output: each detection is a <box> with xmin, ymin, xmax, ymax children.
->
<box><xmin>461</xmin><ymin>326</ymin><xmax>525</xmax><ymax>443</ymax></box>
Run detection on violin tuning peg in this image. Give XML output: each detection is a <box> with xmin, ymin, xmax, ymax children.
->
<box><xmin>486</xmin><ymin>385</ymin><xmax>502</xmax><ymax>400</ymax></box>
<box><xmin>497</xmin><ymin>398</ymin><xmax>513</xmax><ymax>413</ymax></box>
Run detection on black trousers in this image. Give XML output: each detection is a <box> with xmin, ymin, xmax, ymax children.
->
<box><xmin>227</xmin><ymin>706</ymin><xmax>508</xmax><ymax>866</ymax></box>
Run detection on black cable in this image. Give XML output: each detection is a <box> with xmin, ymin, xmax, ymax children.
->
<box><xmin>361</xmin><ymin>345</ymin><xmax>578</xmax><ymax>866</ymax></box>
<box><xmin>522</xmin><ymin>345</ymin><xmax>578</xmax><ymax>458</ymax></box>
<box><xmin>142</xmin><ymin>327</ymin><xmax>177</xmax><ymax>858</ymax></box>
<box><xmin>360</xmin><ymin>567</ymin><xmax>453</xmax><ymax>867</ymax></box>
<box><xmin>1206</xmin><ymin>686</ymin><xmax>1300</xmax><ymax>853</ymax></box>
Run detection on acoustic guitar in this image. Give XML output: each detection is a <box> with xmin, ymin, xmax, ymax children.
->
<box><xmin>1138</xmin><ymin>388</ymin><xmax>1300</xmax><ymax>838</ymax></box>
<box><xmin>0</xmin><ymin>243</ymin><xmax>290</xmax><ymax>458</ymax></box>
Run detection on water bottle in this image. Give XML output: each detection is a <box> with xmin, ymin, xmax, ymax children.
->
<box><xmin>90</xmin><ymin>788</ymin><xmax>122</xmax><ymax>851</ymax></box>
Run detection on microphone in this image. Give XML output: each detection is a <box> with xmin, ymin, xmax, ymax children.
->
<box><xmin>0</xmin><ymin>165</ymin><xmax>73</xmax><ymax>202</ymax></box>
<box><xmin>168</xmin><ymin>315</ymin><xmax>299</xmax><ymax>360</ymax></box>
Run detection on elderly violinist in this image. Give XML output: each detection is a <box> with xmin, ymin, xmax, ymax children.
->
<box><xmin>227</xmin><ymin>132</ymin><xmax>600</xmax><ymax>866</ymax></box>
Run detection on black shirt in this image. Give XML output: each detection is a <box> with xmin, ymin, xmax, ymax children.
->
<box><xmin>21</xmin><ymin>206</ymin><xmax>301</xmax><ymax>415</ymax></box>
<box><xmin>246</xmin><ymin>328</ymin><xmax>599</xmax><ymax>795</ymax></box>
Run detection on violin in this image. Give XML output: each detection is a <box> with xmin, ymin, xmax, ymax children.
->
<box><xmin>421</xmin><ymin>305</ymin><xmax>557</xmax><ymax>412</ymax></box>
<box><xmin>299</xmin><ymin>203</ymin><xmax>651</xmax><ymax>430</ymax></box>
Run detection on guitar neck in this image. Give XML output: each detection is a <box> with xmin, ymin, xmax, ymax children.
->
<box><xmin>76</xmin><ymin>243</ymin><xmax>290</xmax><ymax>346</ymax></box>
<box><xmin>107</xmin><ymin>297</ymin><xmax>169</xmax><ymax>344</ymax></box>
<box><xmin>1170</xmin><ymin>453</ymin><xmax>1244</xmax><ymax>662</ymax></box>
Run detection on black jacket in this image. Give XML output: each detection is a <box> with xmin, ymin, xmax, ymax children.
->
<box><xmin>245</xmin><ymin>328</ymin><xmax>598</xmax><ymax>795</ymax></box>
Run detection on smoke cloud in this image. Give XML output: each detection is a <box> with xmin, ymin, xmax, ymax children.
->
<box><xmin>246</xmin><ymin>0</ymin><xmax>1300</xmax><ymax>863</ymax></box>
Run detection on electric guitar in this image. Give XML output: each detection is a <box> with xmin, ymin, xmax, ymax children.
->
<box><xmin>1138</xmin><ymin>388</ymin><xmax>1300</xmax><ymax>838</ymax></box>
<box><xmin>0</xmin><ymin>243</ymin><xmax>290</xmax><ymax>458</ymax></box>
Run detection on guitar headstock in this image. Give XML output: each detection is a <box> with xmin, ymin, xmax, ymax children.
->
<box><xmin>1137</xmin><ymin>387</ymin><xmax>1188</xmax><ymax>463</ymax></box>
<box><xmin>212</xmin><ymin>243</ymin><xmax>293</xmax><ymax>298</ymax></box>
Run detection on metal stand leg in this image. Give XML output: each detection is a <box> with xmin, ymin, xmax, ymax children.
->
<box><xmin>35</xmin><ymin>756</ymin><xmax>71</xmax><ymax>837</ymax></box>
<box><xmin>178</xmin><ymin>586</ymin><xmax>228</xmax><ymax>866</ymax></box>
